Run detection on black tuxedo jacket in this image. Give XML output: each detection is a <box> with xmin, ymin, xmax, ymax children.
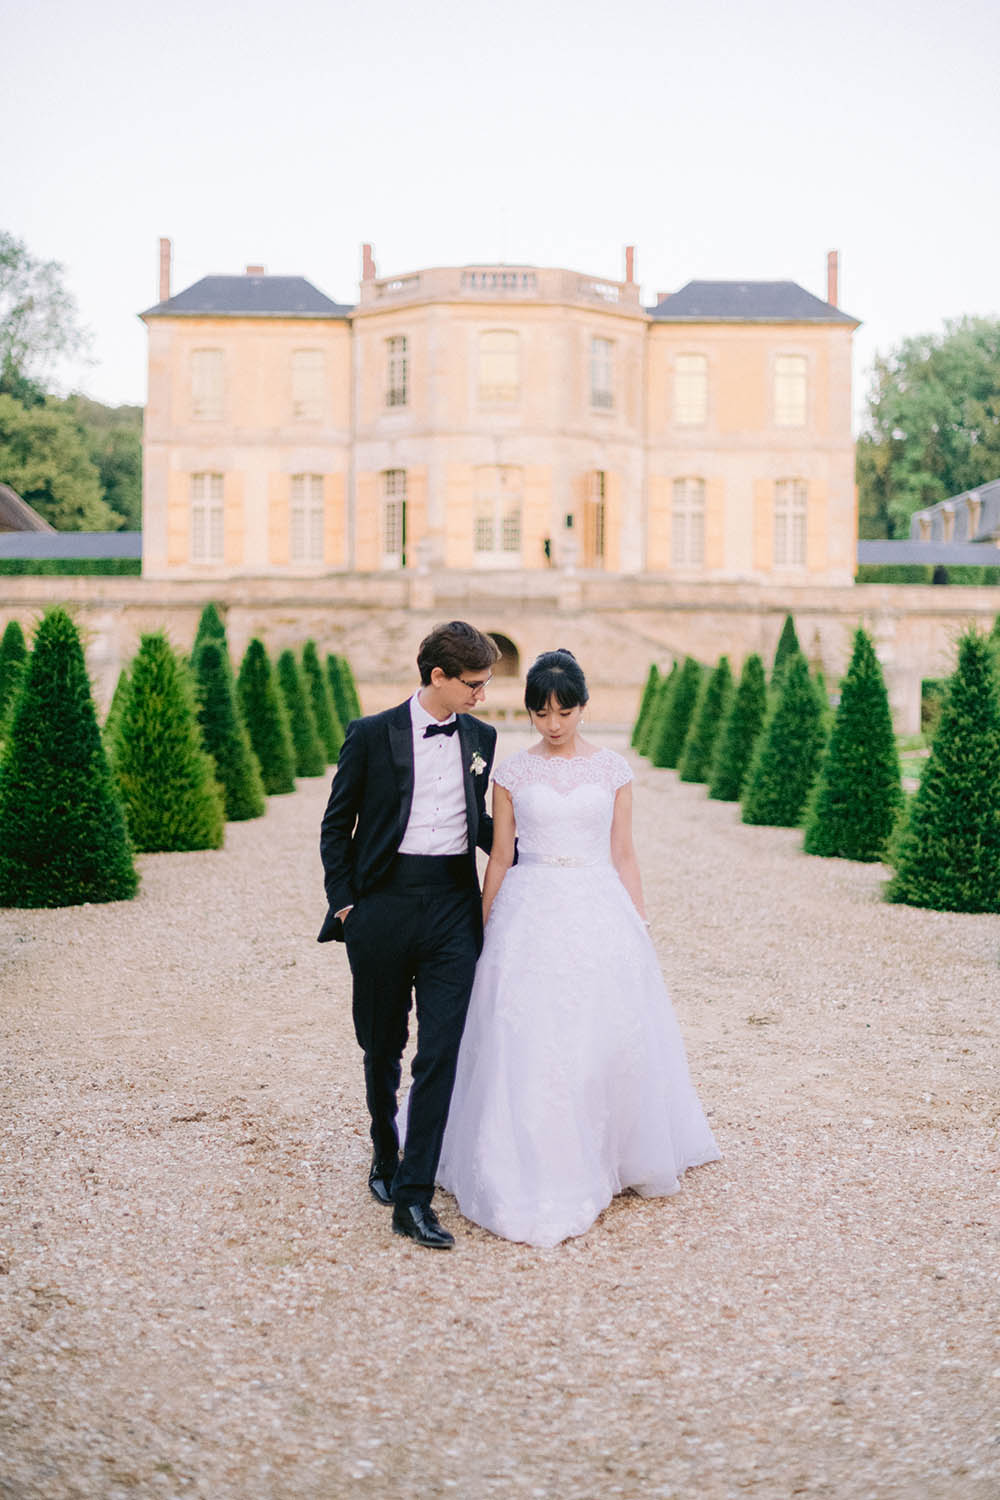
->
<box><xmin>317</xmin><ymin>699</ymin><xmax>498</xmax><ymax>943</ymax></box>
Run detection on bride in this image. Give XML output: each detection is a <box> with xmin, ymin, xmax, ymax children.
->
<box><xmin>436</xmin><ymin>649</ymin><xmax>720</xmax><ymax>1248</ymax></box>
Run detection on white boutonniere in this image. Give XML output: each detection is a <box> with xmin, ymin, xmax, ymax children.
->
<box><xmin>469</xmin><ymin>751</ymin><xmax>486</xmax><ymax>777</ymax></box>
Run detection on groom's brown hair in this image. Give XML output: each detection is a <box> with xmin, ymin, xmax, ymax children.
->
<box><xmin>417</xmin><ymin>621</ymin><xmax>500</xmax><ymax>685</ymax></box>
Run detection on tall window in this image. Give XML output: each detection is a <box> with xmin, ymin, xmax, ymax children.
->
<box><xmin>386</xmin><ymin>336</ymin><xmax>408</xmax><ymax>408</ymax></box>
<box><xmin>671</xmin><ymin>478</ymin><xmax>705</xmax><ymax>566</ymax></box>
<box><xmin>473</xmin><ymin>466</ymin><xmax>523</xmax><ymax>565</ymax></box>
<box><xmin>382</xmin><ymin>469</ymin><xmax>407</xmax><ymax>567</ymax></box>
<box><xmin>190</xmin><ymin>473</ymin><xmax>224</xmax><ymax>562</ymax></box>
<box><xmin>191</xmin><ymin>349</ymin><xmax>223</xmax><ymax>421</ymax></box>
<box><xmin>290</xmin><ymin>474</ymin><xmax>325</xmax><ymax>563</ymax></box>
<box><xmin>674</xmin><ymin>354</ymin><xmax>708</xmax><ymax>425</ymax></box>
<box><xmin>774</xmin><ymin>355</ymin><xmax>807</xmax><ymax>427</ymax></box>
<box><xmin>478</xmin><ymin>330</ymin><xmax>520</xmax><ymax>404</ymax></box>
<box><xmin>584</xmin><ymin>471</ymin><xmax>606</xmax><ymax>567</ymax></box>
<box><xmin>590</xmin><ymin>337</ymin><xmax>614</xmax><ymax>409</ymax></box>
<box><xmin>291</xmin><ymin>350</ymin><xmax>324</xmax><ymax>420</ymax></box>
<box><xmin>774</xmin><ymin>479</ymin><xmax>808</xmax><ymax>565</ymax></box>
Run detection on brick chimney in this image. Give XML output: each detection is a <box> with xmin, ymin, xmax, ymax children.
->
<box><xmin>625</xmin><ymin>245</ymin><xmax>636</xmax><ymax>284</ymax></box>
<box><xmin>655</xmin><ymin>291</ymin><xmax>671</xmax><ymax>305</ymax></box>
<box><xmin>158</xmin><ymin>237</ymin><xmax>172</xmax><ymax>303</ymax></box>
<box><xmin>827</xmin><ymin>250</ymin><xmax>839</xmax><ymax>307</ymax></box>
<box><xmin>362</xmin><ymin>243</ymin><xmax>376</xmax><ymax>282</ymax></box>
<box><xmin>245</xmin><ymin>264</ymin><xmax>266</xmax><ymax>276</ymax></box>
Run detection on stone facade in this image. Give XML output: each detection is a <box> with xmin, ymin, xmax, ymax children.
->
<box><xmin>141</xmin><ymin>246</ymin><xmax>858</xmax><ymax>587</ymax></box>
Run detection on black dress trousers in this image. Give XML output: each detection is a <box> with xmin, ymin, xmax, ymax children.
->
<box><xmin>343</xmin><ymin>854</ymin><xmax>480</xmax><ymax>1207</ymax></box>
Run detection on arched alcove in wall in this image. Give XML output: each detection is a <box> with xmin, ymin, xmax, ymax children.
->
<box><xmin>489</xmin><ymin>633</ymin><xmax>520</xmax><ymax>677</ymax></box>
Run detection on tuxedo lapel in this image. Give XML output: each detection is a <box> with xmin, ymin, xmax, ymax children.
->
<box><xmin>387</xmin><ymin>701</ymin><xmax>415</xmax><ymax>844</ymax></box>
<box><xmin>456</xmin><ymin>714</ymin><xmax>479</xmax><ymax>848</ymax></box>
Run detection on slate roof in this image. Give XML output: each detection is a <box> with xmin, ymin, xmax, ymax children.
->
<box><xmin>142</xmin><ymin>275</ymin><xmax>353</xmax><ymax>319</ymax></box>
<box><xmin>910</xmin><ymin>478</ymin><xmax>1000</xmax><ymax>544</ymax></box>
<box><xmin>0</xmin><ymin>483</ymin><xmax>55</xmax><ymax>533</ymax></box>
<box><xmin>648</xmin><ymin>280</ymin><xmax>857</xmax><ymax>324</ymax></box>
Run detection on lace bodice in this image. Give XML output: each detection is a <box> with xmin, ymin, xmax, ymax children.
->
<box><xmin>492</xmin><ymin>748</ymin><xmax>632</xmax><ymax>863</ymax></box>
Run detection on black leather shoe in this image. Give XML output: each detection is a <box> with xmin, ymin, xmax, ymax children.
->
<box><xmin>392</xmin><ymin>1202</ymin><xmax>455</xmax><ymax>1249</ymax></box>
<box><xmin>368</xmin><ymin>1154</ymin><xmax>398</xmax><ymax>1206</ymax></box>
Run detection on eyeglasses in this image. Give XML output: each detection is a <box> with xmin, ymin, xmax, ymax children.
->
<box><xmin>458</xmin><ymin>674</ymin><xmax>493</xmax><ymax>694</ymax></box>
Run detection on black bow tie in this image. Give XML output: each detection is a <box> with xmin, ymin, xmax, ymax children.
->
<box><xmin>424</xmin><ymin>720</ymin><xmax>458</xmax><ymax>738</ymax></box>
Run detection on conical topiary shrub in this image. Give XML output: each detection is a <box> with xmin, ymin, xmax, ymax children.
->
<box><xmin>237</xmin><ymin>639</ymin><xmax>296</xmax><ymax>795</ymax></box>
<box><xmin>679</xmin><ymin>656</ymin><xmax>733</xmax><ymax>783</ymax></box>
<box><xmin>0</xmin><ymin>618</ymin><xmax>29</xmax><ymax>733</ymax></box>
<box><xmin>342</xmin><ymin>657</ymin><xmax>362</xmax><ymax>719</ymax></box>
<box><xmin>192</xmin><ymin>602</ymin><xmax>228</xmax><ymax>657</ymax></box>
<box><xmin>193</xmin><ymin>639</ymin><xmax>266</xmax><ymax>821</ymax></box>
<box><xmin>631</xmin><ymin>664</ymin><xmax>660</xmax><ymax>748</ymax></box>
<box><xmin>277</xmin><ymin>648</ymin><xmax>326</xmax><ymax>777</ymax></box>
<box><xmin>0</xmin><ymin>608</ymin><xmax>138</xmax><ymax>907</ymax></box>
<box><xmin>302</xmin><ymin>640</ymin><xmax>344</xmax><ymax>763</ymax></box>
<box><xmin>638</xmin><ymin>663</ymin><xmax>676</xmax><ymax>758</ymax></box>
<box><xmin>741</xmin><ymin>652</ymin><xmax>827</xmax><ymax>827</ymax></box>
<box><xmin>709</xmin><ymin>654</ymin><xmax>767</xmax><ymax>802</ymax></box>
<box><xmin>803</xmin><ymin>629</ymin><xmax>902</xmax><ymax>861</ymax></box>
<box><xmin>113</xmin><ymin>632</ymin><xmax>225</xmax><ymax>852</ymax></box>
<box><xmin>772</xmin><ymin>614</ymin><xmax>800</xmax><ymax>684</ymax></box>
<box><xmin>326</xmin><ymin>653</ymin><xmax>362</xmax><ymax>727</ymax></box>
<box><xmin>886</xmin><ymin>630</ymin><xmax>1000</xmax><ymax>912</ymax></box>
<box><xmin>102</xmin><ymin>668</ymin><xmax>131</xmax><ymax>754</ymax></box>
<box><xmin>649</xmin><ymin>656</ymin><xmax>702</xmax><ymax>769</ymax></box>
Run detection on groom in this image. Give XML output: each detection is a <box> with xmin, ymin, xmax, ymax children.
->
<box><xmin>318</xmin><ymin>621</ymin><xmax>500</xmax><ymax>1249</ymax></box>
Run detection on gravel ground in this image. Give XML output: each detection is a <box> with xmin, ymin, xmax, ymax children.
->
<box><xmin>1</xmin><ymin>729</ymin><xmax>998</xmax><ymax>1500</ymax></box>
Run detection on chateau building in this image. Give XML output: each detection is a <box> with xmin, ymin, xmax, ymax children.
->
<box><xmin>141</xmin><ymin>243</ymin><xmax>858</xmax><ymax>583</ymax></box>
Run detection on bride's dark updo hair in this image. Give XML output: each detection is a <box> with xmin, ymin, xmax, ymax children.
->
<box><xmin>524</xmin><ymin>649</ymin><xmax>589</xmax><ymax>712</ymax></box>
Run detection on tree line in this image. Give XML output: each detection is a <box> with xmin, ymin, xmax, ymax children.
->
<box><xmin>0</xmin><ymin>604</ymin><xmax>362</xmax><ymax>907</ymax></box>
<box><xmin>631</xmin><ymin>614</ymin><xmax>1000</xmax><ymax>914</ymax></box>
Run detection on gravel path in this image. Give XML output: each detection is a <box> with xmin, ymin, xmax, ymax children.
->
<box><xmin>1</xmin><ymin>730</ymin><xmax>997</xmax><ymax>1500</ymax></box>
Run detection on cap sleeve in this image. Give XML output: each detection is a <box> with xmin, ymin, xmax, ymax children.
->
<box><xmin>606</xmin><ymin>750</ymin><xmax>633</xmax><ymax>792</ymax></box>
<box><xmin>492</xmin><ymin>752</ymin><xmax>525</xmax><ymax>793</ymax></box>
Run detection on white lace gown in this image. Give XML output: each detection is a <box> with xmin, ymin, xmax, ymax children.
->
<box><xmin>436</xmin><ymin>747</ymin><xmax>720</xmax><ymax>1248</ymax></box>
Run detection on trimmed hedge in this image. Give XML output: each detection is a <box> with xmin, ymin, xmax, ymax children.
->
<box><xmin>0</xmin><ymin>608</ymin><xmax>138</xmax><ymax>907</ymax></box>
<box><xmin>277</xmin><ymin>649</ymin><xmax>326</xmax><ymax>778</ymax></box>
<box><xmin>631</xmin><ymin>664</ymin><xmax>660</xmax><ymax>748</ymax></box>
<box><xmin>303</xmin><ymin>640</ymin><xmax>344</xmax><ymax>763</ymax></box>
<box><xmin>649</xmin><ymin>657</ymin><xmax>702</xmax><ymax>769</ymax></box>
<box><xmin>886</xmin><ymin>629</ymin><xmax>1000</xmax><ymax>912</ymax></box>
<box><xmin>772</xmin><ymin>614</ymin><xmax>800</xmax><ymax>683</ymax></box>
<box><xmin>113</xmin><ymin>632</ymin><xmax>225</xmax><ymax>851</ymax></box>
<box><xmin>803</xmin><ymin>628</ymin><xmax>902</xmax><ymax>861</ymax></box>
<box><xmin>326</xmin><ymin>653</ymin><xmax>362</xmax><ymax>727</ymax></box>
<box><xmin>638</xmin><ymin>664</ymin><xmax>675</xmax><ymax>758</ymax></box>
<box><xmin>679</xmin><ymin>656</ymin><xmax>733</xmax><ymax>784</ymax></box>
<box><xmin>102</xmin><ymin>668</ymin><xmax>131</xmax><ymax>753</ymax></box>
<box><xmin>0</xmin><ymin>619</ymin><xmax>29</xmax><ymax>732</ymax></box>
<box><xmin>193</xmin><ymin>640</ymin><xmax>266</xmax><ymax>821</ymax></box>
<box><xmin>237</xmin><ymin>640</ymin><xmax>296</xmax><ymax>795</ymax></box>
<box><xmin>709</xmin><ymin>653</ymin><xmax>767</xmax><ymax>802</ymax></box>
<box><xmin>192</xmin><ymin>602</ymin><xmax>228</xmax><ymax>657</ymax></box>
<box><xmin>741</xmin><ymin>651</ymin><xmax>826</xmax><ymax>827</ymax></box>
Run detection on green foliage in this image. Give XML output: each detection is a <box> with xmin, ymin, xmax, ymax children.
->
<box><xmin>886</xmin><ymin>630</ymin><xmax>1000</xmax><ymax>912</ymax></box>
<box><xmin>237</xmin><ymin>639</ymin><xmax>296</xmax><ymax>795</ymax></box>
<box><xmin>679</xmin><ymin>656</ymin><xmax>733</xmax><ymax>783</ymax></box>
<box><xmin>0</xmin><ymin>617</ymin><xmax>28</xmax><ymax>731</ymax></box>
<box><xmin>192</xmin><ymin>603</ymin><xmax>228</xmax><ymax>657</ymax></box>
<box><xmin>803</xmin><ymin>629</ymin><xmax>903</xmax><ymax>861</ymax></box>
<box><xmin>302</xmin><ymin>640</ymin><xmax>344</xmax><ymax>763</ymax></box>
<box><xmin>709</xmin><ymin>653</ymin><xmax>767</xmax><ymax>802</ymax></box>
<box><xmin>326</xmin><ymin>653</ymin><xmax>362</xmax><ymax>727</ymax></box>
<box><xmin>772</xmin><ymin>614</ymin><xmax>800</xmax><ymax>683</ymax></box>
<box><xmin>193</xmin><ymin>640</ymin><xmax>266</xmax><ymax>821</ymax></box>
<box><xmin>631</xmin><ymin>664</ymin><xmax>660</xmax><ymax>747</ymax></box>
<box><xmin>741</xmin><ymin>652</ymin><xmax>827</xmax><ymax>827</ymax></box>
<box><xmin>0</xmin><ymin>392</ymin><xmax>118</xmax><ymax>530</ymax></box>
<box><xmin>638</xmin><ymin>664</ymin><xmax>675</xmax><ymax>758</ymax></box>
<box><xmin>0</xmin><ymin>230</ymin><xmax>89</xmax><ymax>390</ymax></box>
<box><xmin>649</xmin><ymin>656</ymin><xmax>702</xmax><ymax>769</ymax></box>
<box><xmin>56</xmin><ymin>394</ymin><xmax>143</xmax><ymax>530</ymax></box>
<box><xmin>102</xmin><ymin>668</ymin><xmax>130</xmax><ymax>754</ymax></box>
<box><xmin>0</xmin><ymin>559</ymin><xmax>141</xmax><ymax>575</ymax></box>
<box><xmin>857</xmin><ymin>316</ymin><xmax>1000</xmax><ymax>538</ymax></box>
<box><xmin>113</xmin><ymin>632</ymin><xmax>225</xmax><ymax>852</ymax></box>
<box><xmin>278</xmin><ymin>649</ymin><xmax>326</xmax><ymax>777</ymax></box>
<box><xmin>0</xmin><ymin>608</ymin><xmax>137</xmax><ymax>907</ymax></box>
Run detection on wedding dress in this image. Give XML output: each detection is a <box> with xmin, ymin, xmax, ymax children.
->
<box><xmin>435</xmin><ymin>748</ymin><xmax>720</xmax><ymax>1248</ymax></box>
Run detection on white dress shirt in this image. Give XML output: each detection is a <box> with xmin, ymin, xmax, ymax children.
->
<box><xmin>397</xmin><ymin>692</ymin><xmax>469</xmax><ymax>855</ymax></box>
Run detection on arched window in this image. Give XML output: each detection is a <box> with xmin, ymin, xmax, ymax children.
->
<box><xmin>488</xmin><ymin>633</ymin><xmax>520</xmax><ymax>678</ymax></box>
<box><xmin>774</xmin><ymin>478</ymin><xmax>807</xmax><ymax>565</ymax></box>
<box><xmin>671</xmin><ymin>478</ymin><xmax>705</xmax><ymax>566</ymax></box>
<box><xmin>478</xmin><ymin>331</ymin><xmax>520</xmax><ymax>404</ymax></box>
<box><xmin>674</xmin><ymin>354</ymin><xmax>708</xmax><ymax>425</ymax></box>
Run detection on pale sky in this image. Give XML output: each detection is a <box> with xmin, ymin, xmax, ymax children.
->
<box><xmin>3</xmin><ymin>0</ymin><xmax>998</xmax><ymax>426</ymax></box>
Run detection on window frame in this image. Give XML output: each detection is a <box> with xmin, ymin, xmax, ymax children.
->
<box><xmin>290</xmin><ymin>473</ymin><xmax>326</xmax><ymax>563</ymax></box>
<box><xmin>671</xmin><ymin>476</ymin><xmax>706</xmax><ymax>567</ymax></box>
<box><xmin>674</xmin><ymin>352</ymin><xmax>709</xmax><ymax>427</ymax></box>
<box><xmin>773</xmin><ymin>477</ymin><xmax>808</xmax><ymax>566</ymax></box>
<box><xmin>477</xmin><ymin>329</ymin><xmax>521</xmax><ymax>406</ymax></box>
<box><xmin>190</xmin><ymin>349</ymin><xmax>224</xmax><ymax>422</ymax></box>
<box><xmin>774</xmin><ymin>354</ymin><xmax>808</xmax><ymax>428</ymax></box>
<box><xmin>381</xmin><ymin>468</ymin><xmax>407</xmax><ymax>567</ymax></box>
<box><xmin>473</xmin><ymin>465</ymin><xmax>523</xmax><ymax>567</ymax></box>
<box><xmin>589</xmin><ymin>336</ymin><xmax>614</xmax><ymax>411</ymax></box>
<box><xmin>385</xmin><ymin>336</ymin><xmax>408</xmax><ymax>409</ymax></box>
<box><xmin>190</xmin><ymin>472</ymin><xmax>225</xmax><ymax>563</ymax></box>
<box><xmin>291</xmin><ymin>349</ymin><xmax>325</xmax><ymax>422</ymax></box>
